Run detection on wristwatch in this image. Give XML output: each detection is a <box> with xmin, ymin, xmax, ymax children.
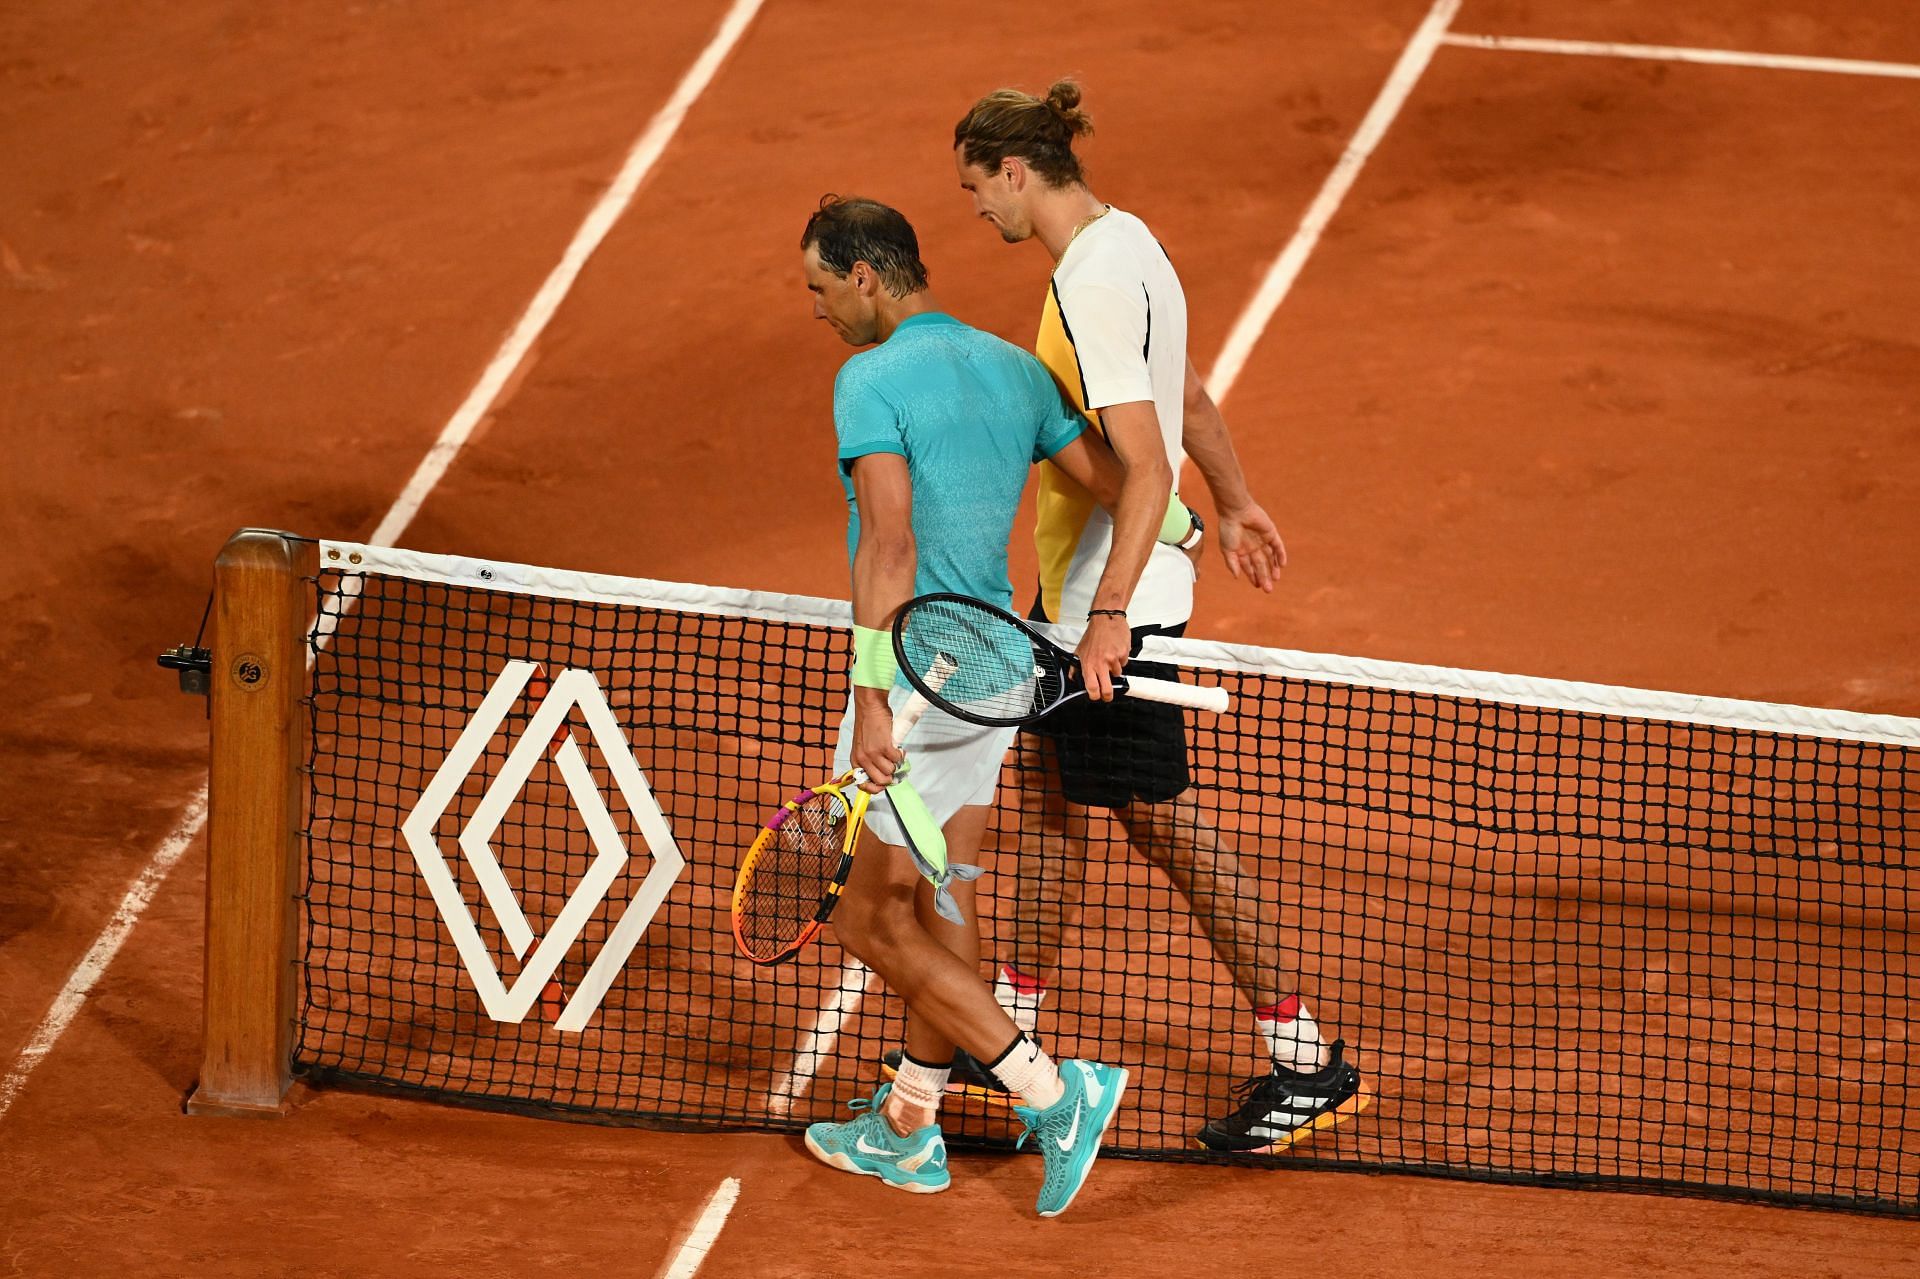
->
<box><xmin>1177</xmin><ymin>506</ymin><xmax>1205</xmax><ymax>551</ymax></box>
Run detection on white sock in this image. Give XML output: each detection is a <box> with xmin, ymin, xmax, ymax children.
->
<box><xmin>989</xmin><ymin>1034</ymin><xmax>1065</xmax><ymax>1110</ymax></box>
<box><xmin>889</xmin><ymin>1051</ymin><xmax>950</xmax><ymax>1120</ymax></box>
<box><xmin>1255</xmin><ymin>995</ymin><xmax>1329</xmax><ymax>1073</ymax></box>
<box><xmin>994</xmin><ymin>964</ymin><xmax>1048</xmax><ymax>1035</ymax></box>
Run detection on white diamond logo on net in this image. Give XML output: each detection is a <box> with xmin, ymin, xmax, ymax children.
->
<box><xmin>399</xmin><ymin>659</ymin><xmax>685</xmax><ymax>1032</ymax></box>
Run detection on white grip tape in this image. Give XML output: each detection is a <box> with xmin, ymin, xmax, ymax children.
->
<box><xmin>1124</xmin><ymin>675</ymin><xmax>1231</xmax><ymax>714</ymax></box>
<box><xmin>891</xmin><ymin>653</ymin><xmax>958</xmax><ymax>747</ymax></box>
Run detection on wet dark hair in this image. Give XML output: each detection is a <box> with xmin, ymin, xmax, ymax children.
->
<box><xmin>799</xmin><ymin>195</ymin><xmax>929</xmax><ymax>297</ymax></box>
<box><xmin>953</xmin><ymin>79</ymin><xmax>1093</xmax><ymax>187</ymax></box>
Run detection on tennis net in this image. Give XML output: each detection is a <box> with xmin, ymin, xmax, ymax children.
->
<box><xmin>289</xmin><ymin>538</ymin><xmax>1918</xmax><ymax>1214</ymax></box>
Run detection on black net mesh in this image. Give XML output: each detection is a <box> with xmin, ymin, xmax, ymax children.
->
<box><xmin>733</xmin><ymin>784</ymin><xmax>857</xmax><ymax>962</ymax></box>
<box><xmin>294</xmin><ymin>558</ymin><xmax>1919</xmax><ymax>1214</ymax></box>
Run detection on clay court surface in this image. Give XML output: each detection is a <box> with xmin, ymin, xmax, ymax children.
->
<box><xmin>3</xmin><ymin>0</ymin><xmax>1917</xmax><ymax>1273</ymax></box>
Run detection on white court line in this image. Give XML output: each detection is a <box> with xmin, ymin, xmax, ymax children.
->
<box><xmin>369</xmin><ymin>0</ymin><xmax>768</xmax><ymax>549</ymax></box>
<box><xmin>762</xmin><ymin>959</ymin><xmax>878</xmax><ymax>1115</ymax></box>
<box><xmin>1205</xmin><ymin>0</ymin><xmax>1461</xmax><ymax>403</ymax></box>
<box><xmin>1442</xmin><ymin>33</ymin><xmax>1920</xmax><ymax>81</ymax></box>
<box><xmin>658</xmin><ymin>1177</ymin><xmax>741</xmax><ymax>1279</ymax></box>
<box><xmin>0</xmin><ymin>788</ymin><xmax>209</xmax><ymax>1120</ymax></box>
<box><xmin>0</xmin><ymin>0</ymin><xmax>766</xmax><ymax>1125</ymax></box>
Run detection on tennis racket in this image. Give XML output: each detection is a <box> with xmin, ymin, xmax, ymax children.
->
<box><xmin>890</xmin><ymin>592</ymin><xmax>1229</xmax><ymax>727</ymax></box>
<box><xmin>730</xmin><ymin>655</ymin><xmax>956</xmax><ymax>965</ymax></box>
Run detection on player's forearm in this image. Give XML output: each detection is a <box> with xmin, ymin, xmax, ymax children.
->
<box><xmin>1182</xmin><ymin>388</ymin><xmax>1256</xmax><ymax>515</ymax></box>
<box><xmin>1049</xmin><ymin>433</ymin><xmax>1199</xmax><ymax>545</ymax></box>
<box><xmin>846</xmin><ymin>453</ymin><xmax>916</xmax><ymax>702</ymax></box>
<box><xmin>850</xmin><ymin>531</ymin><xmax>914</xmax><ymax>709</ymax></box>
<box><xmin>1090</xmin><ymin>447</ymin><xmax>1172</xmax><ymax>612</ymax></box>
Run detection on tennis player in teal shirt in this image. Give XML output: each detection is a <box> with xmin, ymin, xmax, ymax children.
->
<box><xmin>797</xmin><ymin>195</ymin><xmax>1168</xmax><ymax>1217</ymax></box>
<box><xmin>831</xmin><ymin>308</ymin><xmax>1080</xmax><ymax>610</ymax></box>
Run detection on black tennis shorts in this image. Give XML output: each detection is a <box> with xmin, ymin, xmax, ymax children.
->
<box><xmin>1024</xmin><ymin>596</ymin><xmax>1190</xmax><ymax>809</ymax></box>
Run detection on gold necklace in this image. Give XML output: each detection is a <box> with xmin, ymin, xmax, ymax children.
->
<box><xmin>1067</xmin><ymin>204</ymin><xmax>1111</xmax><ymax>246</ymax></box>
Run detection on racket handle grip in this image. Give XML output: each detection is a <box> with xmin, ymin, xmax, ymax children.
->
<box><xmin>891</xmin><ymin>691</ymin><xmax>932</xmax><ymax>747</ymax></box>
<box><xmin>1122</xmin><ymin>674</ymin><xmax>1231</xmax><ymax>714</ymax></box>
<box><xmin>889</xmin><ymin>653</ymin><xmax>956</xmax><ymax>747</ymax></box>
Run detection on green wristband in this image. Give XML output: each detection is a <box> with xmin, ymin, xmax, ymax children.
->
<box><xmin>1157</xmin><ymin>492</ymin><xmax>1195</xmax><ymax>544</ymax></box>
<box><xmin>851</xmin><ymin>624</ymin><xmax>898</xmax><ymax>690</ymax></box>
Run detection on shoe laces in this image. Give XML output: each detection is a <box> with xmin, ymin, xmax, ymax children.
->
<box><xmin>847</xmin><ymin>1082</ymin><xmax>893</xmax><ymax>1118</ymax></box>
<box><xmin>1012</xmin><ymin>1105</ymin><xmax>1042</xmax><ymax>1152</ymax></box>
<box><xmin>1226</xmin><ymin>1071</ymin><xmax>1287</xmax><ymax>1113</ymax></box>
<box><xmin>1232</xmin><ymin>1039</ymin><xmax>1348</xmax><ymax>1105</ymax></box>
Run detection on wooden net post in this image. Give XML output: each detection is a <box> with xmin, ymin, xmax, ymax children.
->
<box><xmin>186</xmin><ymin>530</ymin><xmax>316</xmax><ymax>1117</ymax></box>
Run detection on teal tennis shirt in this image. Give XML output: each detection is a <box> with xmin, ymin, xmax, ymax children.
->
<box><xmin>834</xmin><ymin>311</ymin><xmax>1085</xmax><ymax>609</ymax></box>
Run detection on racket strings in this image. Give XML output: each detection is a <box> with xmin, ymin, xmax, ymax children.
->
<box><xmin>737</xmin><ymin>789</ymin><xmax>851</xmax><ymax>954</ymax></box>
<box><xmin>897</xmin><ymin>597</ymin><xmax>1064</xmax><ymax>725</ymax></box>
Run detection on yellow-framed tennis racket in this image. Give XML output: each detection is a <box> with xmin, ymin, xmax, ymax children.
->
<box><xmin>730</xmin><ymin>658</ymin><xmax>954</xmax><ymax>965</ymax></box>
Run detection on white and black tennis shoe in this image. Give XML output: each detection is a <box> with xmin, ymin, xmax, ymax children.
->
<box><xmin>1196</xmin><ymin>1039</ymin><xmax>1371</xmax><ymax>1155</ymax></box>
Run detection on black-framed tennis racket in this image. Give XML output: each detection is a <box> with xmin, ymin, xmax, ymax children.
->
<box><xmin>890</xmin><ymin>592</ymin><xmax>1230</xmax><ymax>727</ymax></box>
<box><xmin>730</xmin><ymin>655</ymin><xmax>956</xmax><ymax>965</ymax></box>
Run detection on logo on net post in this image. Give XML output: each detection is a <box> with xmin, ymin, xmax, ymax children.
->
<box><xmin>400</xmin><ymin>659</ymin><xmax>685</xmax><ymax>1033</ymax></box>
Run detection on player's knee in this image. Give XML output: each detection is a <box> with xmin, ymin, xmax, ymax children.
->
<box><xmin>835</xmin><ymin>885</ymin><xmax>914</xmax><ymax>964</ymax></box>
<box><xmin>833</xmin><ymin>896</ymin><xmax>878</xmax><ymax>960</ymax></box>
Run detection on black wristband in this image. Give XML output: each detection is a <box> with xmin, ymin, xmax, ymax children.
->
<box><xmin>1088</xmin><ymin>608</ymin><xmax>1128</xmax><ymax>619</ymax></box>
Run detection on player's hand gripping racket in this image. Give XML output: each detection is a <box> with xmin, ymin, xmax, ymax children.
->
<box><xmin>730</xmin><ymin>656</ymin><xmax>956</xmax><ymax>965</ymax></box>
<box><xmin>890</xmin><ymin>592</ymin><xmax>1230</xmax><ymax>726</ymax></box>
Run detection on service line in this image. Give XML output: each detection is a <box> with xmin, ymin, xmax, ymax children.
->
<box><xmin>1441</xmin><ymin>33</ymin><xmax>1920</xmax><ymax>81</ymax></box>
<box><xmin>0</xmin><ymin>0</ymin><xmax>767</xmax><ymax>1126</ymax></box>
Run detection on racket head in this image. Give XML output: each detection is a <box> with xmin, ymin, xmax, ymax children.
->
<box><xmin>731</xmin><ymin>775</ymin><xmax>869</xmax><ymax>964</ymax></box>
<box><xmin>891</xmin><ymin>593</ymin><xmax>1071</xmax><ymax>727</ymax></box>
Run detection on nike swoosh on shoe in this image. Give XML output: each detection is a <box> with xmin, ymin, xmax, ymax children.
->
<box><xmin>1055</xmin><ymin>1102</ymin><xmax>1084</xmax><ymax>1152</ymax></box>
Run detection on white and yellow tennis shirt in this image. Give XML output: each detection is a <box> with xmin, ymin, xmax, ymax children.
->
<box><xmin>1032</xmin><ymin>206</ymin><xmax>1194</xmax><ymax>628</ymax></box>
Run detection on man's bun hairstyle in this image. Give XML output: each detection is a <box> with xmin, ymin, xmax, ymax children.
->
<box><xmin>954</xmin><ymin>79</ymin><xmax>1094</xmax><ymax>187</ymax></box>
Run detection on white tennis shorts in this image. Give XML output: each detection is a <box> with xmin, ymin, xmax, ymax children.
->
<box><xmin>831</xmin><ymin>684</ymin><xmax>1017</xmax><ymax>847</ymax></box>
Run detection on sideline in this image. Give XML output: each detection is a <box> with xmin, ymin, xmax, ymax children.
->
<box><xmin>1205</xmin><ymin>0</ymin><xmax>1462</xmax><ymax>402</ymax></box>
<box><xmin>658</xmin><ymin>1177</ymin><xmax>743</xmax><ymax>1279</ymax></box>
<box><xmin>0</xmin><ymin>789</ymin><xmax>208</xmax><ymax>1120</ymax></box>
<box><xmin>763</xmin><ymin>960</ymin><xmax>879</xmax><ymax>1116</ymax></box>
<box><xmin>0</xmin><ymin>0</ymin><xmax>768</xmax><ymax>1126</ymax></box>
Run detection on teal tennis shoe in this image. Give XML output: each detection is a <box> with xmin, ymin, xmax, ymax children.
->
<box><xmin>804</xmin><ymin>1083</ymin><xmax>951</xmax><ymax>1194</ymax></box>
<box><xmin>1015</xmin><ymin>1058</ymin><xmax>1129</xmax><ymax>1218</ymax></box>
